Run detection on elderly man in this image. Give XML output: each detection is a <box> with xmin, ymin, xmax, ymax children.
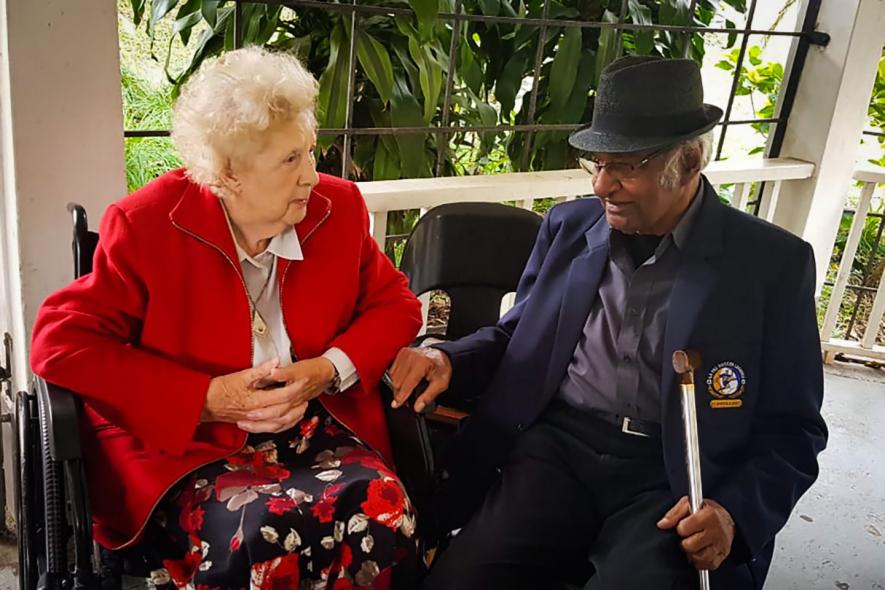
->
<box><xmin>390</xmin><ymin>56</ymin><xmax>827</xmax><ymax>589</ymax></box>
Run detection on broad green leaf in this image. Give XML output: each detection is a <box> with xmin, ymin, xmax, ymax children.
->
<box><xmin>368</xmin><ymin>103</ymin><xmax>400</xmax><ymax>159</ymax></box>
<box><xmin>595</xmin><ymin>10</ymin><xmax>619</xmax><ymax>86</ymax></box>
<box><xmin>548</xmin><ymin>3</ymin><xmax>579</xmax><ymax>18</ymax></box>
<box><xmin>748</xmin><ymin>45</ymin><xmax>762</xmax><ymax>66</ymax></box>
<box><xmin>548</xmin><ymin>49</ymin><xmax>594</xmax><ymax>124</ymax></box>
<box><xmin>317</xmin><ymin>22</ymin><xmax>350</xmax><ymax>146</ymax></box>
<box><xmin>549</xmin><ymin>27</ymin><xmax>581</xmax><ymax>112</ymax></box>
<box><xmin>241</xmin><ymin>5</ymin><xmax>276</xmax><ymax>45</ymax></box>
<box><xmin>468</xmin><ymin>89</ymin><xmax>498</xmax><ymax>157</ymax></box>
<box><xmin>276</xmin><ymin>34</ymin><xmax>311</xmax><ymax>61</ymax></box>
<box><xmin>172</xmin><ymin>25</ymin><xmax>224</xmax><ymax>92</ymax></box>
<box><xmin>174</xmin><ymin>0</ymin><xmax>202</xmax><ymax>46</ymax></box>
<box><xmin>495</xmin><ymin>51</ymin><xmax>529</xmax><ymax>120</ymax></box>
<box><xmin>500</xmin><ymin>1</ymin><xmax>518</xmax><ymax>18</ymax></box>
<box><xmin>130</xmin><ymin>0</ymin><xmax>146</xmax><ymax>27</ymax></box>
<box><xmin>391</xmin><ymin>42</ymin><xmax>421</xmax><ymax>98</ymax></box>
<box><xmin>373</xmin><ymin>140</ymin><xmax>402</xmax><ymax>181</ymax></box>
<box><xmin>408</xmin><ymin>37</ymin><xmax>443</xmax><ymax>123</ymax></box>
<box><xmin>408</xmin><ymin>0</ymin><xmax>438</xmax><ymax>40</ymax></box>
<box><xmin>357</xmin><ymin>31</ymin><xmax>395</xmax><ymax>105</ymax></box>
<box><xmin>151</xmin><ymin>0</ymin><xmax>179</xmax><ymax>29</ymax></box>
<box><xmin>202</xmin><ymin>0</ymin><xmax>220</xmax><ymax>28</ymax></box>
<box><xmin>479</xmin><ymin>0</ymin><xmax>500</xmax><ymax>16</ymax></box>
<box><xmin>459</xmin><ymin>42</ymin><xmax>483</xmax><ymax>95</ymax></box>
<box><xmin>254</xmin><ymin>7</ymin><xmax>282</xmax><ymax>46</ymax></box>
<box><xmin>725</xmin><ymin>19</ymin><xmax>737</xmax><ymax>48</ymax></box>
<box><xmin>627</xmin><ymin>0</ymin><xmax>654</xmax><ymax>55</ymax></box>
<box><xmin>391</xmin><ymin>80</ymin><xmax>431</xmax><ymax>178</ymax></box>
<box><xmin>214</xmin><ymin>4</ymin><xmax>234</xmax><ymax>34</ymax></box>
<box><xmin>660</xmin><ymin>0</ymin><xmax>691</xmax><ymax>26</ymax></box>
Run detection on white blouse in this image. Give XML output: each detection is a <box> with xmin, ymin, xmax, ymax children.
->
<box><xmin>230</xmin><ymin>222</ymin><xmax>358</xmax><ymax>392</ymax></box>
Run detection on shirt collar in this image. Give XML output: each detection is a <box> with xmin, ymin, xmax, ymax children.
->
<box><xmin>220</xmin><ymin>200</ymin><xmax>305</xmax><ymax>266</ymax></box>
<box><xmin>671</xmin><ymin>179</ymin><xmax>705</xmax><ymax>250</ymax></box>
<box><xmin>608</xmin><ymin>178</ymin><xmax>705</xmax><ymax>270</ymax></box>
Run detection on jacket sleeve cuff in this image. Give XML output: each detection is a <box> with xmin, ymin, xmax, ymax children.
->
<box><xmin>322</xmin><ymin>347</ymin><xmax>359</xmax><ymax>393</ymax></box>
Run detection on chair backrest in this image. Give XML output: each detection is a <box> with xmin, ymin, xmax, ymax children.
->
<box><xmin>67</xmin><ymin>203</ymin><xmax>98</xmax><ymax>279</ymax></box>
<box><xmin>399</xmin><ymin>202</ymin><xmax>542</xmax><ymax>339</ymax></box>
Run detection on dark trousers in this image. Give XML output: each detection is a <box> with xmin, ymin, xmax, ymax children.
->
<box><xmin>423</xmin><ymin>401</ymin><xmax>753</xmax><ymax>590</ymax></box>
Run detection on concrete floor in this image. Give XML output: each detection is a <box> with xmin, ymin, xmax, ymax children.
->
<box><xmin>766</xmin><ymin>362</ymin><xmax>885</xmax><ymax>590</ymax></box>
<box><xmin>0</xmin><ymin>363</ymin><xmax>881</xmax><ymax>589</ymax></box>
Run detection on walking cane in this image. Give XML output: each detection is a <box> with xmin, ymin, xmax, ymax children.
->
<box><xmin>672</xmin><ymin>350</ymin><xmax>711</xmax><ymax>590</ymax></box>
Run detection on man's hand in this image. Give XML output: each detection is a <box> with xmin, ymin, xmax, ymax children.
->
<box><xmin>388</xmin><ymin>347</ymin><xmax>452</xmax><ymax>412</ymax></box>
<box><xmin>657</xmin><ymin>496</ymin><xmax>736</xmax><ymax>571</ymax></box>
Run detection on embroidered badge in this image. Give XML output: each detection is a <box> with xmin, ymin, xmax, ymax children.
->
<box><xmin>706</xmin><ymin>362</ymin><xmax>745</xmax><ymax>408</ymax></box>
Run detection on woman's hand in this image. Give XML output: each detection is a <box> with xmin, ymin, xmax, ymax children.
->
<box><xmin>237</xmin><ymin>357</ymin><xmax>336</xmax><ymax>432</ymax></box>
<box><xmin>202</xmin><ymin>358</ymin><xmax>329</xmax><ymax>433</ymax></box>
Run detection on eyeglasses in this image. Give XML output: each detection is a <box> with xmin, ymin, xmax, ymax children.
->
<box><xmin>578</xmin><ymin>145</ymin><xmax>672</xmax><ymax>181</ymax></box>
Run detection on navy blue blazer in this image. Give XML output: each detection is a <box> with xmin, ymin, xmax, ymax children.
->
<box><xmin>435</xmin><ymin>178</ymin><xmax>827</xmax><ymax>586</ymax></box>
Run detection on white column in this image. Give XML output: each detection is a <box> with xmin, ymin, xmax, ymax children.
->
<box><xmin>768</xmin><ymin>0</ymin><xmax>885</xmax><ymax>293</ymax></box>
<box><xmin>0</xmin><ymin>0</ymin><xmax>126</xmax><ymax>393</ymax></box>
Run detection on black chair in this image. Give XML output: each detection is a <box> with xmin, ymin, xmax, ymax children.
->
<box><xmin>399</xmin><ymin>202</ymin><xmax>542</xmax><ymax>341</ymax></box>
<box><xmin>15</xmin><ymin>204</ymin><xmax>100</xmax><ymax>590</ymax></box>
<box><xmin>378</xmin><ymin>202</ymin><xmax>542</xmax><ymax>544</ymax></box>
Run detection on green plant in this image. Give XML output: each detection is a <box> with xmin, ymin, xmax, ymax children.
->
<box><xmin>121</xmin><ymin>68</ymin><xmax>182</xmax><ymax>192</ymax></box>
<box><xmin>125</xmin><ymin>0</ymin><xmax>747</xmax><ymax>183</ymax></box>
<box><xmin>866</xmin><ymin>46</ymin><xmax>885</xmax><ymax>167</ymax></box>
<box><xmin>714</xmin><ymin>45</ymin><xmax>783</xmax><ymax>155</ymax></box>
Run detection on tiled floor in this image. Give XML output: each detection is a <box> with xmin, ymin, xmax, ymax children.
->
<box><xmin>0</xmin><ymin>363</ymin><xmax>882</xmax><ymax>589</ymax></box>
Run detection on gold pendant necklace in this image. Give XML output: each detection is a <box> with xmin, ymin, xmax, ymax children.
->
<box><xmin>252</xmin><ymin>309</ymin><xmax>268</xmax><ymax>336</ymax></box>
<box><xmin>248</xmin><ymin>260</ymin><xmax>274</xmax><ymax>337</ymax></box>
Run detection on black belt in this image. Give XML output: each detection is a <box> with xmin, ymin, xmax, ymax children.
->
<box><xmin>548</xmin><ymin>400</ymin><xmax>662</xmax><ymax>439</ymax></box>
<box><xmin>598</xmin><ymin>412</ymin><xmax>662</xmax><ymax>438</ymax></box>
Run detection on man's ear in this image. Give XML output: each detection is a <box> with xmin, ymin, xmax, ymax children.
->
<box><xmin>682</xmin><ymin>146</ymin><xmax>703</xmax><ymax>182</ymax></box>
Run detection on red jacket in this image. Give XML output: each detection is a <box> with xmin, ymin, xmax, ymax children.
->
<box><xmin>30</xmin><ymin>170</ymin><xmax>423</xmax><ymax>549</ymax></box>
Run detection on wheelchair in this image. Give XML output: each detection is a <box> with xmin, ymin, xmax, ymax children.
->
<box><xmin>14</xmin><ymin>200</ymin><xmax>541</xmax><ymax>589</ymax></box>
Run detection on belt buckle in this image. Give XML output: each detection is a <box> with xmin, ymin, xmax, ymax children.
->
<box><xmin>621</xmin><ymin>416</ymin><xmax>651</xmax><ymax>438</ymax></box>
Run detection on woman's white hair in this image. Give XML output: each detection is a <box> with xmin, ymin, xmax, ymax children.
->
<box><xmin>171</xmin><ymin>46</ymin><xmax>319</xmax><ymax>192</ymax></box>
<box><xmin>658</xmin><ymin>130</ymin><xmax>715</xmax><ymax>190</ymax></box>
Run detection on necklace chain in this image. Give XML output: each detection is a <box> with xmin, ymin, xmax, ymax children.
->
<box><xmin>248</xmin><ymin>259</ymin><xmax>274</xmax><ymax>336</ymax></box>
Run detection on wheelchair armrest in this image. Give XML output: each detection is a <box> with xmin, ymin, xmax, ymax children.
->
<box><xmin>423</xmin><ymin>405</ymin><xmax>468</xmax><ymax>427</ymax></box>
<box><xmin>33</xmin><ymin>377</ymin><xmax>84</xmax><ymax>462</ymax></box>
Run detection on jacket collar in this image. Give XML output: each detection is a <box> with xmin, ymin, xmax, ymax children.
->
<box><xmin>169</xmin><ymin>175</ymin><xmax>332</xmax><ymax>263</ymax></box>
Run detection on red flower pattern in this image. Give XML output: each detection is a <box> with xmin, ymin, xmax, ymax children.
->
<box><xmin>311</xmin><ymin>483</ymin><xmax>344</xmax><ymax>523</ymax></box>
<box><xmin>163</xmin><ymin>551</ymin><xmax>202</xmax><ymax>587</ymax></box>
<box><xmin>138</xmin><ymin>410</ymin><xmax>415</xmax><ymax>589</ymax></box>
<box><xmin>266</xmin><ymin>496</ymin><xmax>297</xmax><ymax>515</ymax></box>
<box><xmin>361</xmin><ymin>478</ymin><xmax>406</xmax><ymax>530</ymax></box>
<box><xmin>251</xmin><ymin>553</ymin><xmax>300</xmax><ymax>590</ymax></box>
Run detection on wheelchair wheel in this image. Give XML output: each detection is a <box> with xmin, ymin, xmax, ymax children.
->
<box><xmin>14</xmin><ymin>390</ymin><xmax>43</xmax><ymax>590</ymax></box>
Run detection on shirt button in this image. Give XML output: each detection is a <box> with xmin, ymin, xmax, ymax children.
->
<box><xmin>516</xmin><ymin>423</ymin><xmax>525</xmax><ymax>432</ymax></box>
<box><xmin>628</xmin><ymin>306</ymin><xmax>639</xmax><ymax>316</ymax></box>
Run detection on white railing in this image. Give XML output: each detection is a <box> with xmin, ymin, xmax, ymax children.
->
<box><xmin>357</xmin><ymin>157</ymin><xmax>816</xmax><ymax>247</ymax></box>
<box><xmin>357</xmin><ymin>157</ymin><xmax>816</xmax><ymax>333</ymax></box>
<box><xmin>820</xmin><ymin>164</ymin><xmax>885</xmax><ymax>363</ymax></box>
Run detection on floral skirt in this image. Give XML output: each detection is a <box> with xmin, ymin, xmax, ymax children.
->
<box><xmin>139</xmin><ymin>401</ymin><xmax>417</xmax><ymax>590</ymax></box>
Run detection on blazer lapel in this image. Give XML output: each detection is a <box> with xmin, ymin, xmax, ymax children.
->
<box><xmin>543</xmin><ymin>214</ymin><xmax>611</xmax><ymax>397</ymax></box>
<box><xmin>659</xmin><ymin>180</ymin><xmax>726</xmax><ymax>431</ymax></box>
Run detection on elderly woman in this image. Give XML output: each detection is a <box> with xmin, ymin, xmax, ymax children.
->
<box><xmin>31</xmin><ymin>47</ymin><xmax>423</xmax><ymax>589</ymax></box>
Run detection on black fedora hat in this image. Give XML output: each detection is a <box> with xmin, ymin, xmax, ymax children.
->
<box><xmin>568</xmin><ymin>56</ymin><xmax>722</xmax><ymax>154</ymax></box>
